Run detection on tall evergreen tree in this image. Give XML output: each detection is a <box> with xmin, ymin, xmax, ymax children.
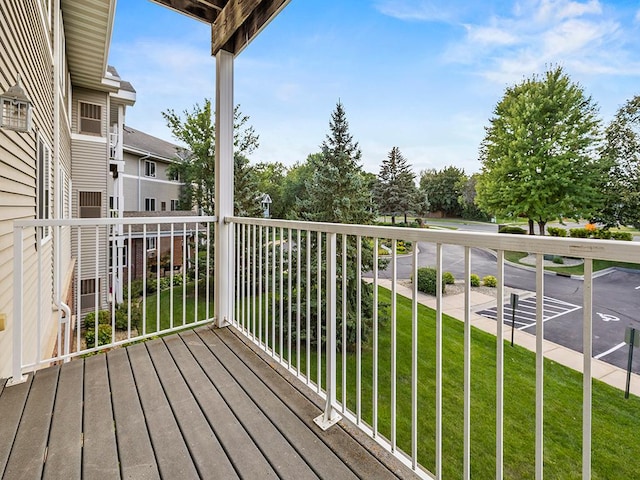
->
<box><xmin>476</xmin><ymin>66</ymin><xmax>604</xmax><ymax>234</ymax></box>
<box><xmin>374</xmin><ymin>146</ymin><xmax>416</xmax><ymax>224</ymax></box>
<box><xmin>298</xmin><ymin>102</ymin><xmax>375</xmax><ymax>225</ymax></box>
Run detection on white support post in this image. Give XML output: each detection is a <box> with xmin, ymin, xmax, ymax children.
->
<box><xmin>314</xmin><ymin>232</ymin><xmax>341</xmax><ymax>430</ymax></box>
<box><xmin>214</xmin><ymin>49</ymin><xmax>234</xmax><ymax>328</ymax></box>
<box><xmin>9</xmin><ymin>226</ymin><xmax>27</xmax><ymax>385</ymax></box>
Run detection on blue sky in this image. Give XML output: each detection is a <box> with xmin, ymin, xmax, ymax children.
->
<box><xmin>109</xmin><ymin>0</ymin><xmax>640</xmax><ymax>175</ymax></box>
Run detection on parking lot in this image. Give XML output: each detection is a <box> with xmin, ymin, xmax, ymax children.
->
<box><xmin>476</xmin><ymin>295</ymin><xmax>582</xmax><ymax>330</ymax></box>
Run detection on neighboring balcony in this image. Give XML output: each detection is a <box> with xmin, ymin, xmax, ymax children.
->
<box><xmin>4</xmin><ymin>215</ymin><xmax>640</xmax><ymax>479</ymax></box>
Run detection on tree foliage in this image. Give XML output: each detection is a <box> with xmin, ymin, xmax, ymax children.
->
<box><xmin>297</xmin><ymin>101</ymin><xmax>375</xmax><ymax>225</ymax></box>
<box><xmin>419</xmin><ymin>166</ymin><xmax>465</xmax><ymax>217</ymax></box>
<box><xmin>596</xmin><ymin>95</ymin><xmax>640</xmax><ymax>228</ymax></box>
<box><xmin>373</xmin><ymin>146</ymin><xmax>416</xmax><ymax>224</ymax></box>
<box><xmin>163</xmin><ymin>100</ymin><xmax>259</xmax><ymax>215</ymax></box>
<box><xmin>476</xmin><ymin>66</ymin><xmax>604</xmax><ymax>234</ymax></box>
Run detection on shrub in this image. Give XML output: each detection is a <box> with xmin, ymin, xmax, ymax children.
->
<box><xmin>593</xmin><ymin>229</ymin><xmax>611</xmax><ymax>240</ymax></box>
<box><xmin>482</xmin><ymin>275</ymin><xmax>497</xmax><ymax>287</ymax></box>
<box><xmin>470</xmin><ymin>274</ymin><xmax>480</xmax><ymax>287</ymax></box>
<box><xmin>611</xmin><ymin>231</ymin><xmax>633</xmax><ymax>241</ymax></box>
<box><xmin>416</xmin><ymin>267</ymin><xmax>446</xmax><ymax>295</ymax></box>
<box><xmin>85</xmin><ymin>324</ymin><xmax>112</xmax><ymax>348</ymax></box>
<box><xmin>443</xmin><ymin>271</ymin><xmax>455</xmax><ymax>285</ymax></box>
<box><xmin>552</xmin><ymin>256</ymin><xmax>564</xmax><ymax>265</ymax></box>
<box><xmin>84</xmin><ymin>310</ymin><xmax>110</xmax><ymax>327</ymax></box>
<box><xmin>569</xmin><ymin>228</ymin><xmax>589</xmax><ymax>238</ymax></box>
<box><xmin>547</xmin><ymin>227</ymin><xmax>567</xmax><ymax>237</ymax></box>
<box><xmin>498</xmin><ymin>226</ymin><xmax>527</xmax><ymax>235</ymax></box>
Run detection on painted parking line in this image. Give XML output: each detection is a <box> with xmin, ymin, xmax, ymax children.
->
<box><xmin>476</xmin><ymin>295</ymin><xmax>582</xmax><ymax>330</ymax></box>
<box><xmin>594</xmin><ymin>342</ymin><xmax>627</xmax><ymax>360</ymax></box>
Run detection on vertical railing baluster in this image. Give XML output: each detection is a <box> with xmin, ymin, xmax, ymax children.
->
<box><xmin>142</xmin><ymin>224</ymin><xmax>147</xmax><ymax>336</ymax></box>
<box><xmin>194</xmin><ymin>222</ymin><xmax>199</xmax><ymax>324</ymax></box>
<box><xmin>411</xmin><ymin>243</ymin><xmax>418</xmax><ymax>469</ymax></box>
<box><xmin>156</xmin><ymin>223</ymin><xmax>161</xmax><ymax>333</ymax></box>
<box><xmin>313</xmin><ymin>231</ymin><xmax>341</xmax><ymax>430</ymax></box>
<box><xmin>342</xmin><ymin>233</ymin><xmax>347</xmax><ymax>413</ymax></box>
<box><xmin>356</xmin><ymin>235</ymin><xmax>362</xmax><ymax>425</ymax></box>
<box><xmin>435</xmin><ymin>243</ymin><xmax>443</xmax><ymax>479</ymax></box>
<box><xmin>272</xmin><ymin>226</ymin><xmax>276</xmax><ymax>355</ymax></box>
<box><xmin>280</xmin><ymin>227</ymin><xmax>284</xmax><ymax>361</ymax></box>
<box><xmin>583</xmin><ymin>258</ymin><xmax>593</xmax><ymax>479</ymax></box>
<box><xmin>253</xmin><ymin>224</ymin><xmax>257</xmax><ymax>340</ymax></box>
<box><xmin>235</xmin><ymin>223</ymin><xmax>240</xmax><ymax>329</ymax></box>
<box><xmin>259</xmin><ymin>225</ymin><xmax>263</xmax><ymax>347</ymax></box>
<box><xmin>463</xmin><ymin>246</ymin><xmax>471</xmax><ymax>479</ymax></box>
<box><xmin>317</xmin><ymin>231</ymin><xmax>322</xmax><ymax>393</ymax></box>
<box><xmin>76</xmin><ymin>227</ymin><xmax>82</xmax><ymax>352</ymax></box>
<box><xmin>306</xmin><ymin>230</ymin><xmax>311</xmax><ymax>384</ymax></box>
<box><xmin>535</xmin><ymin>254</ymin><xmax>545</xmax><ymax>480</ymax></box>
<box><xmin>10</xmin><ymin>226</ymin><xmax>26</xmax><ymax>384</ymax></box>
<box><xmin>287</xmin><ymin>228</ymin><xmax>292</xmax><ymax>367</ymax></box>
<box><xmin>496</xmin><ymin>250</ymin><xmax>505</xmax><ymax>480</ymax></box>
<box><xmin>373</xmin><ymin>237</ymin><xmax>379</xmax><ymax>437</ymax></box>
<box><xmin>391</xmin><ymin>239</ymin><xmax>397</xmax><ymax>452</ymax></box>
<box><xmin>182</xmin><ymin>223</ymin><xmax>187</xmax><ymax>326</ymax></box>
<box><xmin>170</xmin><ymin>224</ymin><xmax>175</xmax><ymax>330</ymax></box>
<box><xmin>296</xmin><ymin>229</ymin><xmax>301</xmax><ymax>376</ymax></box>
<box><xmin>127</xmin><ymin>225</ymin><xmax>132</xmax><ymax>339</ymax></box>
<box><xmin>206</xmin><ymin>220</ymin><xmax>211</xmax><ymax>322</ymax></box>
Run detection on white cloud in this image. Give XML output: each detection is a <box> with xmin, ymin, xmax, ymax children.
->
<box><xmin>636</xmin><ymin>9</ymin><xmax>640</xmax><ymax>23</ymax></box>
<box><xmin>373</xmin><ymin>0</ymin><xmax>465</xmax><ymax>22</ymax></box>
<box><xmin>464</xmin><ymin>24</ymin><xmax>519</xmax><ymax>47</ymax></box>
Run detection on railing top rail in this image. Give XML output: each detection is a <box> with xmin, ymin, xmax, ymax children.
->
<box><xmin>14</xmin><ymin>215</ymin><xmax>217</xmax><ymax>228</ymax></box>
<box><xmin>226</xmin><ymin>216</ymin><xmax>639</xmax><ymax>264</ymax></box>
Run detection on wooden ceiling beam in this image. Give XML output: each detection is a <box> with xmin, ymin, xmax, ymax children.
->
<box><xmin>149</xmin><ymin>0</ymin><xmax>220</xmax><ymax>23</ymax></box>
<box><xmin>222</xmin><ymin>0</ymin><xmax>289</xmax><ymax>55</ymax></box>
<box><xmin>211</xmin><ymin>0</ymin><xmax>265</xmax><ymax>55</ymax></box>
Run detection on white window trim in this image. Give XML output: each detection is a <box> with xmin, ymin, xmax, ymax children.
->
<box><xmin>78</xmin><ymin>101</ymin><xmax>102</xmax><ymax>136</ymax></box>
<box><xmin>37</xmin><ymin>135</ymin><xmax>52</xmax><ymax>243</ymax></box>
<box><xmin>146</xmin><ymin>237</ymin><xmax>157</xmax><ymax>252</ymax></box>
<box><xmin>144</xmin><ymin>160</ymin><xmax>156</xmax><ymax>178</ymax></box>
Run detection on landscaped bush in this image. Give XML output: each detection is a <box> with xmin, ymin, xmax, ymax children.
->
<box><xmin>612</xmin><ymin>231</ymin><xmax>633</xmax><ymax>241</ymax></box>
<box><xmin>470</xmin><ymin>274</ymin><xmax>480</xmax><ymax>287</ymax></box>
<box><xmin>443</xmin><ymin>271</ymin><xmax>455</xmax><ymax>285</ymax></box>
<box><xmin>552</xmin><ymin>256</ymin><xmax>565</xmax><ymax>265</ymax></box>
<box><xmin>593</xmin><ymin>229</ymin><xmax>612</xmax><ymax>240</ymax></box>
<box><xmin>569</xmin><ymin>228</ymin><xmax>589</xmax><ymax>238</ymax></box>
<box><xmin>482</xmin><ymin>275</ymin><xmax>497</xmax><ymax>287</ymax></box>
<box><xmin>85</xmin><ymin>324</ymin><xmax>112</xmax><ymax>348</ymax></box>
<box><xmin>547</xmin><ymin>227</ymin><xmax>567</xmax><ymax>237</ymax></box>
<box><xmin>498</xmin><ymin>226</ymin><xmax>527</xmax><ymax>234</ymax></box>
<box><xmin>84</xmin><ymin>310</ymin><xmax>110</xmax><ymax>327</ymax></box>
<box><xmin>416</xmin><ymin>267</ymin><xmax>446</xmax><ymax>295</ymax></box>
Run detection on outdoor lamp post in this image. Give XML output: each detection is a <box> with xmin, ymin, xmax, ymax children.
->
<box><xmin>0</xmin><ymin>76</ymin><xmax>32</xmax><ymax>133</ymax></box>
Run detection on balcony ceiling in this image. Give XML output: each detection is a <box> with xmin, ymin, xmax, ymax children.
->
<box><xmin>150</xmin><ymin>0</ymin><xmax>290</xmax><ymax>55</ymax></box>
<box><xmin>61</xmin><ymin>0</ymin><xmax>116</xmax><ymax>91</ymax></box>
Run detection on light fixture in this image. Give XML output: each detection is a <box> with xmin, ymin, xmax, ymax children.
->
<box><xmin>0</xmin><ymin>75</ymin><xmax>32</xmax><ymax>133</ymax></box>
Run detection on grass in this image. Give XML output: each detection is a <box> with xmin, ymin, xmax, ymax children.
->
<box><xmin>505</xmin><ymin>251</ymin><xmax>640</xmax><ymax>275</ymax></box>
<box><xmin>254</xmin><ymin>286</ymin><xmax>640</xmax><ymax>479</ymax></box>
<box><xmin>142</xmin><ymin>280</ymin><xmax>213</xmax><ymax>334</ymax></box>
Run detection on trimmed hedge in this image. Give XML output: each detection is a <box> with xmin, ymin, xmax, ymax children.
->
<box><xmin>547</xmin><ymin>227</ymin><xmax>567</xmax><ymax>237</ymax></box>
<box><xmin>499</xmin><ymin>226</ymin><xmax>527</xmax><ymax>235</ymax></box>
<box><xmin>482</xmin><ymin>275</ymin><xmax>497</xmax><ymax>287</ymax></box>
<box><xmin>416</xmin><ymin>267</ymin><xmax>446</xmax><ymax>295</ymax></box>
<box><xmin>569</xmin><ymin>228</ymin><xmax>633</xmax><ymax>241</ymax></box>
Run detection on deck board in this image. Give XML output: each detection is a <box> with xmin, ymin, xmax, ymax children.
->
<box><xmin>4</xmin><ymin>366</ymin><xmax>59</xmax><ymax>479</ymax></box>
<box><xmin>0</xmin><ymin>326</ymin><xmax>419</xmax><ymax>480</ymax></box>
<box><xmin>42</xmin><ymin>360</ymin><xmax>83</xmax><ymax>480</ymax></box>
<box><xmin>149</xmin><ymin>335</ymin><xmax>245</xmax><ymax>478</ymax></box>
<box><xmin>82</xmin><ymin>354</ymin><xmax>119</xmax><ymax>479</ymax></box>
<box><xmin>128</xmin><ymin>342</ymin><xmax>200</xmax><ymax>479</ymax></box>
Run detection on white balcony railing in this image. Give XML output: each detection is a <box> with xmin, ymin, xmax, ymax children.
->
<box><xmin>11</xmin><ymin>214</ymin><xmax>640</xmax><ymax>478</ymax></box>
<box><xmin>11</xmin><ymin>216</ymin><xmax>216</xmax><ymax>380</ymax></box>
<box><xmin>227</xmin><ymin>216</ymin><xmax>639</xmax><ymax>480</ymax></box>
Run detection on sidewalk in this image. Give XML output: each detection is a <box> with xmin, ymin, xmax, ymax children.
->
<box><xmin>377</xmin><ymin>279</ymin><xmax>640</xmax><ymax>397</ymax></box>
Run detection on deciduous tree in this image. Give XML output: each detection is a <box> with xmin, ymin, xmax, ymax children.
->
<box><xmin>476</xmin><ymin>66</ymin><xmax>604</xmax><ymax>234</ymax></box>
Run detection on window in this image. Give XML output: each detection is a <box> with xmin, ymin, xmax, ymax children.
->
<box><xmin>38</xmin><ymin>137</ymin><xmax>52</xmax><ymax>239</ymax></box>
<box><xmin>146</xmin><ymin>237</ymin><xmax>157</xmax><ymax>251</ymax></box>
<box><xmin>170</xmin><ymin>199</ymin><xmax>179</xmax><ymax>211</ymax></box>
<box><xmin>80</xmin><ymin>278</ymin><xmax>100</xmax><ymax>310</ymax></box>
<box><xmin>144</xmin><ymin>198</ymin><xmax>156</xmax><ymax>211</ymax></box>
<box><xmin>167</xmin><ymin>169</ymin><xmax>180</xmax><ymax>182</ymax></box>
<box><xmin>79</xmin><ymin>102</ymin><xmax>101</xmax><ymax>135</ymax></box>
<box><xmin>144</xmin><ymin>160</ymin><xmax>156</xmax><ymax>178</ymax></box>
<box><xmin>161</xmin><ymin>201</ymin><xmax>166</xmax><ymax>211</ymax></box>
<box><xmin>108</xmin><ymin>241</ymin><xmax>127</xmax><ymax>269</ymax></box>
<box><xmin>79</xmin><ymin>191</ymin><xmax>101</xmax><ymax>218</ymax></box>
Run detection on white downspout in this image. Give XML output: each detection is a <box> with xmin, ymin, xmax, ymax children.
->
<box><xmin>53</xmin><ymin>0</ymin><xmax>72</xmax><ymax>360</ymax></box>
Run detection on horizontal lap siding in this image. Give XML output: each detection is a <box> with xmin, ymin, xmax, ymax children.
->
<box><xmin>0</xmin><ymin>0</ymin><xmax>56</xmax><ymax>378</ymax></box>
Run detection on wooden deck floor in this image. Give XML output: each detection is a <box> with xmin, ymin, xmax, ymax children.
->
<box><xmin>0</xmin><ymin>326</ymin><xmax>418</xmax><ymax>479</ymax></box>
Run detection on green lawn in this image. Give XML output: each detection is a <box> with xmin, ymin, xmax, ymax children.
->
<box><xmin>505</xmin><ymin>251</ymin><xmax>640</xmax><ymax>275</ymax></box>
<box><xmin>268</xmin><ymin>287</ymin><xmax>640</xmax><ymax>479</ymax></box>
<box><xmin>142</xmin><ymin>281</ymin><xmax>213</xmax><ymax>334</ymax></box>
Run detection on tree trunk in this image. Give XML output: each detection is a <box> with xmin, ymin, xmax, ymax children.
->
<box><xmin>528</xmin><ymin>219</ymin><xmax>535</xmax><ymax>235</ymax></box>
<box><xmin>538</xmin><ymin>221</ymin><xmax>546</xmax><ymax>235</ymax></box>
<box><xmin>404</xmin><ymin>213</ymin><xmax>408</xmax><ymax>224</ymax></box>
<box><xmin>391</xmin><ymin>215</ymin><xmax>396</xmax><ymax>225</ymax></box>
